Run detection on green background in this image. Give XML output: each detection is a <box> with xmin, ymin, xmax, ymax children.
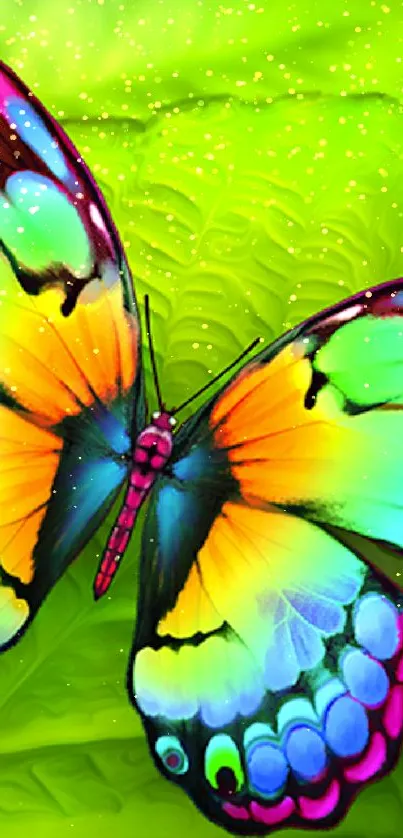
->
<box><xmin>1</xmin><ymin>0</ymin><xmax>403</xmax><ymax>836</ymax></box>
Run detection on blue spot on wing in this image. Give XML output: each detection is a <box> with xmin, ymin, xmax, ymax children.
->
<box><xmin>7</xmin><ymin>99</ymin><xmax>69</xmax><ymax>182</ymax></box>
<box><xmin>389</xmin><ymin>291</ymin><xmax>403</xmax><ymax>307</ymax></box>
<box><xmin>246</xmin><ymin>741</ymin><xmax>289</xmax><ymax>796</ymax></box>
<box><xmin>354</xmin><ymin>593</ymin><xmax>400</xmax><ymax>659</ymax></box>
<box><xmin>96</xmin><ymin>409</ymin><xmax>131</xmax><ymax>455</ymax></box>
<box><xmin>324</xmin><ymin>695</ymin><xmax>369</xmax><ymax>757</ymax></box>
<box><xmin>59</xmin><ymin>458</ymin><xmax>127</xmax><ymax>555</ymax></box>
<box><xmin>172</xmin><ymin>447</ymin><xmax>213</xmax><ymax>481</ymax></box>
<box><xmin>157</xmin><ymin>485</ymin><xmax>199</xmax><ymax>567</ymax></box>
<box><xmin>341</xmin><ymin>648</ymin><xmax>389</xmax><ymax>707</ymax></box>
<box><xmin>285</xmin><ymin>726</ymin><xmax>327</xmax><ymax>780</ymax></box>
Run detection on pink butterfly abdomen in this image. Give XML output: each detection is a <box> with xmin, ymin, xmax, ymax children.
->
<box><xmin>94</xmin><ymin>413</ymin><xmax>173</xmax><ymax>598</ymax></box>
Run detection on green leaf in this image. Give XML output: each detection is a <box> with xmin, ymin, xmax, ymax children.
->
<box><xmin>1</xmin><ymin>1</ymin><xmax>403</xmax><ymax>837</ymax></box>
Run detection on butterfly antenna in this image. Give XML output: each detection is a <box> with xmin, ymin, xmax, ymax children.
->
<box><xmin>144</xmin><ymin>295</ymin><xmax>163</xmax><ymax>411</ymax></box>
<box><xmin>173</xmin><ymin>335</ymin><xmax>262</xmax><ymax>416</ymax></box>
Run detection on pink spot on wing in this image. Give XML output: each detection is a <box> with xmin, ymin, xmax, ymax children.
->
<box><xmin>344</xmin><ymin>732</ymin><xmax>386</xmax><ymax>783</ymax></box>
<box><xmin>250</xmin><ymin>797</ymin><xmax>295</xmax><ymax>825</ymax></box>
<box><xmin>396</xmin><ymin>614</ymin><xmax>403</xmax><ymax>654</ymax></box>
<box><xmin>0</xmin><ymin>78</ymin><xmax>17</xmax><ymax>117</ymax></box>
<box><xmin>383</xmin><ymin>685</ymin><xmax>403</xmax><ymax>739</ymax></box>
<box><xmin>298</xmin><ymin>779</ymin><xmax>340</xmax><ymax>820</ymax></box>
<box><xmin>166</xmin><ymin>753</ymin><xmax>180</xmax><ymax>770</ymax></box>
<box><xmin>222</xmin><ymin>802</ymin><xmax>250</xmax><ymax>821</ymax></box>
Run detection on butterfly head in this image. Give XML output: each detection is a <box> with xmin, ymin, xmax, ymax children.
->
<box><xmin>152</xmin><ymin>410</ymin><xmax>176</xmax><ymax>432</ymax></box>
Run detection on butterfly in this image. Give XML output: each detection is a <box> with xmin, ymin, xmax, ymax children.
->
<box><xmin>1</xmin><ymin>60</ymin><xmax>403</xmax><ymax>836</ymax></box>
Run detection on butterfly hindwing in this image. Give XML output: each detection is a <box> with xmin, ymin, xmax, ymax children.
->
<box><xmin>130</xmin><ymin>280</ymin><xmax>403</xmax><ymax>835</ymax></box>
<box><xmin>0</xmin><ymin>62</ymin><xmax>142</xmax><ymax>650</ymax></box>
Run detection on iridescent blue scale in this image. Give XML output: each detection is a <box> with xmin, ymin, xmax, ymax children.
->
<box><xmin>246</xmin><ymin>742</ymin><xmax>289</xmax><ymax>798</ymax></box>
<box><xmin>324</xmin><ymin>695</ymin><xmax>369</xmax><ymax>758</ymax></box>
<box><xmin>342</xmin><ymin>648</ymin><xmax>389</xmax><ymax>707</ymax></box>
<box><xmin>284</xmin><ymin>726</ymin><xmax>327</xmax><ymax>782</ymax></box>
<box><xmin>354</xmin><ymin>594</ymin><xmax>400</xmax><ymax>659</ymax></box>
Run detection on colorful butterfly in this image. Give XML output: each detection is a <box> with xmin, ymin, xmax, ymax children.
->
<box><xmin>1</xmin><ymin>60</ymin><xmax>403</xmax><ymax>836</ymax></box>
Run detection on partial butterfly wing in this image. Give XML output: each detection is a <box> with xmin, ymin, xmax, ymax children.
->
<box><xmin>131</xmin><ymin>280</ymin><xmax>403</xmax><ymax>835</ymax></box>
<box><xmin>0</xmin><ymin>63</ymin><xmax>141</xmax><ymax>650</ymax></box>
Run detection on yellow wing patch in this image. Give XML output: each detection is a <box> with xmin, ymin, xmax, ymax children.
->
<box><xmin>0</xmin><ymin>585</ymin><xmax>29</xmax><ymax>647</ymax></box>
<box><xmin>157</xmin><ymin>562</ymin><xmax>222</xmax><ymax>639</ymax></box>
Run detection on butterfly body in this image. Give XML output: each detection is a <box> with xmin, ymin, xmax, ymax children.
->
<box><xmin>1</xmin><ymin>60</ymin><xmax>403</xmax><ymax>837</ymax></box>
<box><xmin>94</xmin><ymin>411</ymin><xmax>176</xmax><ymax>598</ymax></box>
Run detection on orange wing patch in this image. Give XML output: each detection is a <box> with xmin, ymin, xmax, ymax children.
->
<box><xmin>0</xmin><ymin>257</ymin><xmax>137</xmax><ymax>427</ymax></box>
<box><xmin>0</xmin><ymin>405</ymin><xmax>62</xmax><ymax>583</ymax></box>
<box><xmin>211</xmin><ymin>344</ymin><xmax>311</xmax><ymax>443</ymax></box>
<box><xmin>211</xmin><ymin>342</ymin><xmax>308</xmax><ymax>428</ymax></box>
<box><xmin>209</xmin><ymin>335</ymin><xmax>403</xmax><ymax>569</ymax></box>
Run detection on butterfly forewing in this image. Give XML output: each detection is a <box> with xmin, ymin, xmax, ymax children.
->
<box><xmin>0</xmin><ymin>62</ymin><xmax>142</xmax><ymax>650</ymax></box>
